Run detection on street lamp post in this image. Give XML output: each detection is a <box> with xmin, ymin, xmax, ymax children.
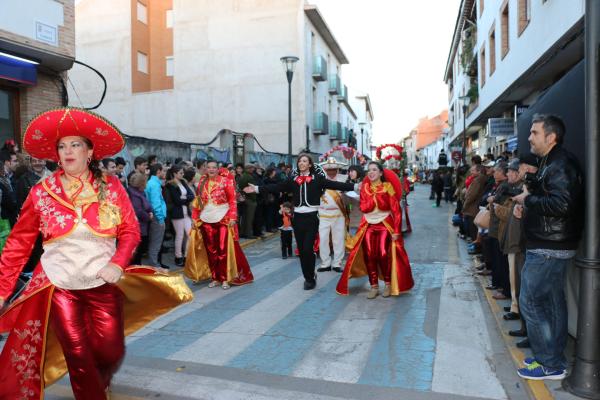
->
<box><xmin>564</xmin><ymin>0</ymin><xmax>600</xmax><ymax>397</ymax></box>
<box><xmin>359</xmin><ymin>122</ymin><xmax>367</xmax><ymax>155</ymax></box>
<box><xmin>280</xmin><ymin>56</ymin><xmax>299</xmax><ymax>165</ymax></box>
<box><xmin>459</xmin><ymin>95</ymin><xmax>470</xmax><ymax>165</ymax></box>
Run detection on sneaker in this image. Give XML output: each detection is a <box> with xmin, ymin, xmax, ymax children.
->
<box><xmin>523</xmin><ymin>357</ymin><xmax>536</xmax><ymax>366</ymax></box>
<box><xmin>367</xmin><ymin>287</ymin><xmax>379</xmax><ymax>299</ymax></box>
<box><xmin>382</xmin><ymin>285</ymin><xmax>391</xmax><ymax>298</ymax></box>
<box><xmin>517</xmin><ymin>361</ymin><xmax>566</xmax><ymax>380</ymax></box>
<box><xmin>317</xmin><ymin>266</ymin><xmax>332</xmax><ymax>272</ymax></box>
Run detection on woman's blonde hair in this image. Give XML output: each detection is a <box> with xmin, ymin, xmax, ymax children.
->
<box><xmin>129</xmin><ymin>172</ymin><xmax>147</xmax><ymax>190</ymax></box>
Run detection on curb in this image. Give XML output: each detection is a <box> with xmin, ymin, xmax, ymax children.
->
<box><xmin>240</xmin><ymin>231</ymin><xmax>279</xmax><ymax>249</ymax></box>
<box><xmin>475</xmin><ymin>268</ymin><xmax>554</xmax><ymax>400</ymax></box>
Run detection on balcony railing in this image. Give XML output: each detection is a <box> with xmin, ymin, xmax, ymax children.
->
<box><xmin>313</xmin><ymin>112</ymin><xmax>329</xmax><ymax>135</ymax></box>
<box><xmin>312</xmin><ymin>56</ymin><xmax>327</xmax><ymax>81</ymax></box>
<box><xmin>337</xmin><ymin>84</ymin><xmax>348</xmax><ymax>103</ymax></box>
<box><xmin>329</xmin><ymin>121</ymin><xmax>342</xmax><ymax>140</ymax></box>
<box><xmin>341</xmin><ymin>127</ymin><xmax>350</xmax><ymax>142</ymax></box>
<box><xmin>328</xmin><ymin>74</ymin><xmax>341</xmax><ymax>94</ymax></box>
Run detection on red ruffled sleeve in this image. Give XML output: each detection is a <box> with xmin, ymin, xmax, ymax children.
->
<box><xmin>387</xmin><ymin>185</ymin><xmax>402</xmax><ymax>235</ymax></box>
<box><xmin>109</xmin><ymin>177</ymin><xmax>141</xmax><ymax>269</ymax></box>
<box><xmin>0</xmin><ymin>193</ymin><xmax>40</xmax><ymax>300</ymax></box>
<box><xmin>224</xmin><ymin>175</ymin><xmax>237</xmax><ymax>222</ymax></box>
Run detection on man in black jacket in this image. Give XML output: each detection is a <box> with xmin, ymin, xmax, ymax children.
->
<box><xmin>512</xmin><ymin>114</ymin><xmax>583</xmax><ymax>381</ymax></box>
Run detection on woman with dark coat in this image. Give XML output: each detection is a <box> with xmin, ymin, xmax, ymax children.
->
<box><xmin>244</xmin><ymin>154</ymin><xmax>358</xmax><ymax>290</ymax></box>
<box><xmin>128</xmin><ymin>172</ymin><xmax>153</xmax><ymax>265</ymax></box>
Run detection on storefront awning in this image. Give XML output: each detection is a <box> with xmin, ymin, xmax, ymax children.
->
<box><xmin>0</xmin><ymin>51</ymin><xmax>37</xmax><ymax>85</ymax></box>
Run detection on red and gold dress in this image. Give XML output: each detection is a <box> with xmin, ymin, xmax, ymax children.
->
<box><xmin>336</xmin><ymin>172</ymin><xmax>414</xmax><ymax>295</ymax></box>
<box><xmin>184</xmin><ymin>169</ymin><xmax>253</xmax><ymax>285</ymax></box>
<box><xmin>0</xmin><ymin>171</ymin><xmax>193</xmax><ymax>400</ymax></box>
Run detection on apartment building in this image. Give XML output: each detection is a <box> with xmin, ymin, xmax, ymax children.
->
<box><xmin>0</xmin><ymin>0</ymin><xmax>75</xmax><ymax>146</ymax></box>
<box><xmin>71</xmin><ymin>0</ymin><xmax>360</xmax><ymax>161</ymax></box>
<box><xmin>444</xmin><ymin>0</ymin><xmax>584</xmax><ymax>160</ymax></box>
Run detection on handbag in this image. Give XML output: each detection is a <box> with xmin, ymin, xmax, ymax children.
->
<box><xmin>474</xmin><ymin>207</ymin><xmax>490</xmax><ymax>229</ymax></box>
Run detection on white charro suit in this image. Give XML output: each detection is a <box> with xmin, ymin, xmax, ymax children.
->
<box><xmin>318</xmin><ymin>174</ymin><xmax>348</xmax><ymax>269</ymax></box>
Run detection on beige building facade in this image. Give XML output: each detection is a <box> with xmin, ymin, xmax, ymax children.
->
<box><xmin>71</xmin><ymin>0</ymin><xmax>359</xmax><ymax>159</ymax></box>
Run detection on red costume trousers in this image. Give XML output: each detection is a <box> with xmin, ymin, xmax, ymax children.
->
<box><xmin>200</xmin><ymin>222</ymin><xmax>229</xmax><ymax>282</ymax></box>
<box><xmin>361</xmin><ymin>223</ymin><xmax>392</xmax><ymax>287</ymax></box>
<box><xmin>50</xmin><ymin>284</ymin><xmax>125</xmax><ymax>400</ymax></box>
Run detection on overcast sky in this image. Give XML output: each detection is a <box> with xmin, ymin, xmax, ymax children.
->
<box><xmin>311</xmin><ymin>0</ymin><xmax>461</xmax><ymax>145</ymax></box>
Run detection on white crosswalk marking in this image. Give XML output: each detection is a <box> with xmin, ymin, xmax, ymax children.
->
<box><xmin>126</xmin><ymin>258</ymin><xmax>291</xmax><ymax>344</ymax></box>
<box><xmin>167</xmin><ymin>272</ymin><xmax>338</xmax><ymax>365</ymax></box>
<box><xmin>292</xmin><ymin>282</ymin><xmax>393</xmax><ymax>383</ymax></box>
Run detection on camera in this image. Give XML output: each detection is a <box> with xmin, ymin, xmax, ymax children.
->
<box><xmin>523</xmin><ymin>172</ymin><xmax>539</xmax><ymax>190</ymax></box>
<box><xmin>504</xmin><ymin>186</ymin><xmax>523</xmax><ymax>198</ymax></box>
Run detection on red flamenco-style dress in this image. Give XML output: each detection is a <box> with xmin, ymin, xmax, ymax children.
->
<box><xmin>0</xmin><ymin>108</ymin><xmax>192</xmax><ymax>400</ymax></box>
<box><xmin>184</xmin><ymin>169</ymin><xmax>253</xmax><ymax>285</ymax></box>
<box><xmin>336</xmin><ymin>169</ymin><xmax>414</xmax><ymax>295</ymax></box>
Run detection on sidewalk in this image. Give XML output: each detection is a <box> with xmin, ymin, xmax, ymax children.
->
<box><xmin>466</xmin><ymin>247</ymin><xmax>580</xmax><ymax>400</ymax></box>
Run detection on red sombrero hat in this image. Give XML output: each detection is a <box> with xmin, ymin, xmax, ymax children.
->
<box><xmin>22</xmin><ymin>107</ymin><xmax>125</xmax><ymax>162</ymax></box>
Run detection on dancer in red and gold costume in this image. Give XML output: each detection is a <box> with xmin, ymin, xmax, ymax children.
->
<box><xmin>0</xmin><ymin>108</ymin><xmax>192</xmax><ymax>400</ymax></box>
<box><xmin>337</xmin><ymin>162</ymin><xmax>414</xmax><ymax>299</ymax></box>
<box><xmin>184</xmin><ymin>160</ymin><xmax>253</xmax><ymax>289</ymax></box>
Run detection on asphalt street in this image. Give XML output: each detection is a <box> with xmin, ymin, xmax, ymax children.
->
<box><xmin>37</xmin><ymin>184</ymin><xmax>532</xmax><ymax>399</ymax></box>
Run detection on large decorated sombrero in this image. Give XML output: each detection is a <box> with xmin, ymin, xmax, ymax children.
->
<box><xmin>318</xmin><ymin>157</ymin><xmax>348</xmax><ymax>170</ymax></box>
<box><xmin>22</xmin><ymin>107</ymin><xmax>125</xmax><ymax>162</ymax></box>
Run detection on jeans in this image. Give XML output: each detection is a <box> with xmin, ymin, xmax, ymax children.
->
<box><xmin>148</xmin><ymin>219</ymin><xmax>166</xmax><ymax>267</ymax></box>
<box><xmin>519</xmin><ymin>251</ymin><xmax>569</xmax><ymax>370</ymax></box>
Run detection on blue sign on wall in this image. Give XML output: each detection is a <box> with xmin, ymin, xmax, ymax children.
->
<box><xmin>0</xmin><ymin>53</ymin><xmax>37</xmax><ymax>85</ymax></box>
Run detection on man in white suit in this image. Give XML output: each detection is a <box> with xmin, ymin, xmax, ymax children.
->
<box><xmin>317</xmin><ymin>157</ymin><xmax>349</xmax><ymax>273</ymax></box>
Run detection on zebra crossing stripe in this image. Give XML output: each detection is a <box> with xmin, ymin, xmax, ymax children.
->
<box><xmin>226</xmin><ymin>275</ymin><xmax>349</xmax><ymax>375</ymax></box>
<box><xmin>127</xmin><ymin>258</ymin><xmax>299</xmax><ymax>359</ymax></box>
<box><xmin>358</xmin><ymin>264</ymin><xmax>443</xmax><ymax>390</ymax></box>
<box><xmin>167</xmin><ymin>272</ymin><xmax>338</xmax><ymax>365</ymax></box>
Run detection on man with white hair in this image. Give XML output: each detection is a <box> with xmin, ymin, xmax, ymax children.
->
<box><xmin>317</xmin><ymin>157</ymin><xmax>349</xmax><ymax>273</ymax></box>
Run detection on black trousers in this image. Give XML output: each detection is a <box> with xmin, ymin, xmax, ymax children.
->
<box><xmin>281</xmin><ymin>230</ymin><xmax>293</xmax><ymax>257</ymax></box>
<box><xmin>490</xmin><ymin>237</ymin><xmax>510</xmax><ymax>296</ymax></box>
<box><xmin>291</xmin><ymin>212</ymin><xmax>319</xmax><ymax>283</ymax></box>
<box><xmin>464</xmin><ymin>216</ymin><xmax>478</xmax><ymax>241</ymax></box>
<box><xmin>435</xmin><ymin>190</ymin><xmax>443</xmax><ymax>207</ymax></box>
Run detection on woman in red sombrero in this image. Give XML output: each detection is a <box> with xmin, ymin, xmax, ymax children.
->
<box><xmin>0</xmin><ymin>108</ymin><xmax>193</xmax><ymax>400</ymax></box>
<box><xmin>336</xmin><ymin>161</ymin><xmax>414</xmax><ymax>299</ymax></box>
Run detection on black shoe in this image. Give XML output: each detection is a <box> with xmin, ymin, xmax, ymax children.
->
<box><xmin>485</xmin><ymin>285</ymin><xmax>497</xmax><ymax>290</ymax></box>
<box><xmin>303</xmin><ymin>280</ymin><xmax>317</xmax><ymax>290</ymax></box>
<box><xmin>503</xmin><ymin>312</ymin><xmax>520</xmax><ymax>321</ymax></box>
<box><xmin>504</xmin><ymin>306</ymin><xmax>511</xmax><ymax>312</ymax></box>
<box><xmin>516</xmin><ymin>338</ymin><xmax>530</xmax><ymax>348</ymax></box>
<box><xmin>282</xmin><ymin>255</ymin><xmax>288</xmax><ymax>259</ymax></box>
<box><xmin>317</xmin><ymin>266</ymin><xmax>332</xmax><ymax>272</ymax></box>
<box><xmin>332</xmin><ymin>267</ymin><xmax>343</xmax><ymax>273</ymax></box>
<box><xmin>160</xmin><ymin>263</ymin><xmax>171</xmax><ymax>269</ymax></box>
<box><xmin>174</xmin><ymin>257</ymin><xmax>184</xmax><ymax>266</ymax></box>
<box><xmin>509</xmin><ymin>329</ymin><xmax>527</xmax><ymax>337</ymax></box>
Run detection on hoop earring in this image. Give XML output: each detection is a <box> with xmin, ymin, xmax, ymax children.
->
<box><xmin>58</xmin><ymin>161</ymin><xmax>62</xmax><ymax>168</ymax></box>
<box><xmin>87</xmin><ymin>157</ymin><xmax>92</xmax><ymax>165</ymax></box>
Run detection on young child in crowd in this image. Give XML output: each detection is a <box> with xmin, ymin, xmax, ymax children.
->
<box><xmin>279</xmin><ymin>202</ymin><xmax>294</xmax><ymax>259</ymax></box>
